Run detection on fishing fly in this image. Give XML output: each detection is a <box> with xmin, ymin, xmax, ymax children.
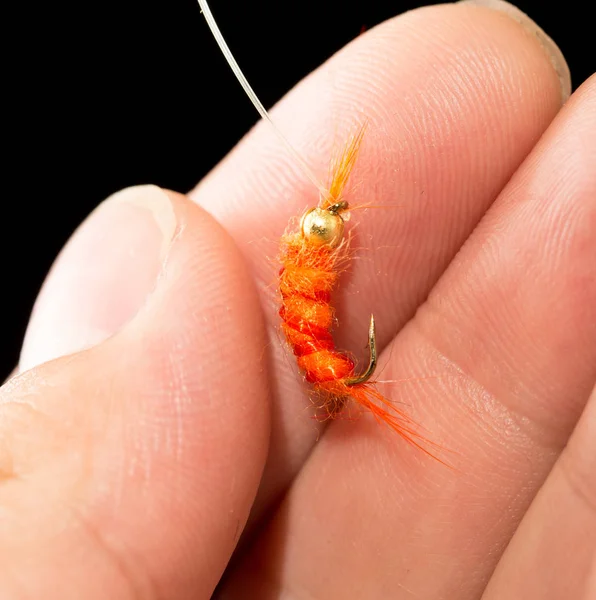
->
<box><xmin>198</xmin><ymin>0</ymin><xmax>440</xmax><ymax>457</ymax></box>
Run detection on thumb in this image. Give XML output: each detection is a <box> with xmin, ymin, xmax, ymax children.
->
<box><xmin>1</xmin><ymin>186</ymin><xmax>269</xmax><ymax>599</ymax></box>
<box><xmin>20</xmin><ymin>185</ymin><xmax>176</xmax><ymax>371</ymax></box>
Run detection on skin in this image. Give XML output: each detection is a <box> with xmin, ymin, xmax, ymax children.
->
<box><xmin>2</xmin><ymin>1</ymin><xmax>595</xmax><ymax>598</ymax></box>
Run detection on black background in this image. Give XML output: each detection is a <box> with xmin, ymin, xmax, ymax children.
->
<box><xmin>2</xmin><ymin>0</ymin><xmax>593</xmax><ymax>379</ymax></box>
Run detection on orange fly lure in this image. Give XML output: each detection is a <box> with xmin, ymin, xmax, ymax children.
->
<box><xmin>277</xmin><ymin>130</ymin><xmax>435</xmax><ymax>454</ymax></box>
<box><xmin>278</xmin><ymin>127</ymin><xmax>373</xmax><ymax>414</ymax></box>
<box><xmin>198</xmin><ymin>1</ymin><xmax>438</xmax><ymax>456</ymax></box>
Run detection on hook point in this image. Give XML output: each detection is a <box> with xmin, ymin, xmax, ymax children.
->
<box><xmin>346</xmin><ymin>313</ymin><xmax>377</xmax><ymax>386</ymax></box>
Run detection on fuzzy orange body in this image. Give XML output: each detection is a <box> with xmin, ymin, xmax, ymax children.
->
<box><xmin>279</xmin><ymin>233</ymin><xmax>381</xmax><ymax>421</ymax></box>
<box><xmin>279</xmin><ymin>237</ymin><xmax>353</xmax><ymax>385</ymax></box>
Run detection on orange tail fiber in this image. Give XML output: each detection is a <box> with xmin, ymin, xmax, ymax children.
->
<box><xmin>278</xmin><ymin>127</ymin><xmax>440</xmax><ymax>458</ymax></box>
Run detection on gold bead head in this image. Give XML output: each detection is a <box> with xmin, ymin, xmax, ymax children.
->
<box><xmin>300</xmin><ymin>207</ymin><xmax>346</xmax><ymax>247</ymax></box>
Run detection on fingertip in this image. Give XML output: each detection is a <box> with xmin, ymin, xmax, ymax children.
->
<box><xmin>460</xmin><ymin>0</ymin><xmax>571</xmax><ymax>102</ymax></box>
<box><xmin>20</xmin><ymin>184</ymin><xmax>177</xmax><ymax>372</ymax></box>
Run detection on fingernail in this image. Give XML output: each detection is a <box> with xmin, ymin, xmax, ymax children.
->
<box><xmin>460</xmin><ymin>0</ymin><xmax>571</xmax><ymax>102</ymax></box>
<box><xmin>20</xmin><ymin>185</ymin><xmax>177</xmax><ymax>371</ymax></box>
<box><xmin>106</xmin><ymin>184</ymin><xmax>177</xmax><ymax>264</ymax></box>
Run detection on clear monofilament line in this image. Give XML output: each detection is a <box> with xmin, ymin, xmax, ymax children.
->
<box><xmin>197</xmin><ymin>0</ymin><xmax>329</xmax><ymax>200</ymax></box>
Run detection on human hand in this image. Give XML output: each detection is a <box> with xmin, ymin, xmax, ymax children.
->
<box><xmin>2</xmin><ymin>1</ymin><xmax>595</xmax><ymax>598</ymax></box>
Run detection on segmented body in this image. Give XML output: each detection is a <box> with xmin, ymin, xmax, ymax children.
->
<box><xmin>279</xmin><ymin>231</ymin><xmax>354</xmax><ymax>416</ymax></box>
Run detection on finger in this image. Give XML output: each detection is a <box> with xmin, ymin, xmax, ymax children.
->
<box><xmin>483</xmin><ymin>383</ymin><xmax>596</xmax><ymax>600</ymax></box>
<box><xmin>220</xmin><ymin>76</ymin><xmax>596</xmax><ymax>598</ymax></box>
<box><xmin>0</xmin><ymin>187</ymin><xmax>269</xmax><ymax>599</ymax></box>
<box><xmin>20</xmin><ymin>186</ymin><xmax>171</xmax><ymax>371</ymax></box>
<box><xmin>191</xmin><ymin>0</ymin><xmax>569</xmax><ymax>524</ymax></box>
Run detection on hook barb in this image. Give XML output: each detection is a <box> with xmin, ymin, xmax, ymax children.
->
<box><xmin>345</xmin><ymin>314</ymin><xmax>377</xmax><ymax>386</ymax></box>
